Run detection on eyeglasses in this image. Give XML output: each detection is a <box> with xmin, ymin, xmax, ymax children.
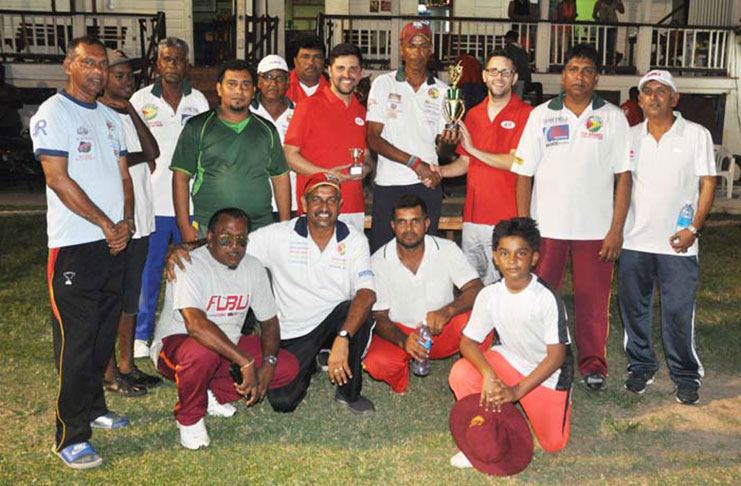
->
<box><xmin>216</xmin><ymin>234</ymin><xmax>248</xmax><ymax>247</ymax></box>
<box><xmin>260</xmin><ymin>73</ymin><xmax>288</xmax><ymax>83</ymax></box>
<box><xmin>484</xmin><ymin>68</ymin><xmax>516</xmax><ymax>78</ymax></box>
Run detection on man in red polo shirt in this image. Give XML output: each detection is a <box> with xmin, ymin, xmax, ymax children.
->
<box><xmin>441</xmin><ymin>50</ymin><xmax>532</xmax><ymax>284</ymax></box>
<box><xmin>286</xmin><ymin>34</ymin><xmax>329</xmax><ymax>105</ymax></box>
<box><xmin>284</xmin><ymin>43</ymin><xmax>372</xmax><ymax>231</ymax></box>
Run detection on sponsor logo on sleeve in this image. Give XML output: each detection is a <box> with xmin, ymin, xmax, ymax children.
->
<box><xmin>33</xmin><ymin>119</ymin><xmax>47</xmax><ymax>137</ymax></box>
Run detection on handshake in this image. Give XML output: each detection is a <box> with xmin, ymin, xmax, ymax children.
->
<box><xmin>415</xmin><ymin>126</ymin><xmax>462</xmax><ymax>189</ymax></box>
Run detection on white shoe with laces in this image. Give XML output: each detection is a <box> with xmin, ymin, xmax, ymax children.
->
<box><xmin>178</xmin><ymin>418</ymin><xmax>210</xmax><ymax>450</ymax></box>
<box><xmin>207</xmin><ymin>389</ymin><xmax>236</xmax><ymax>417</ymax></box>
<box><xmin>450</xmin><ymin>450</ymin><xmax>473</xmax><ymax>469</ymax></box>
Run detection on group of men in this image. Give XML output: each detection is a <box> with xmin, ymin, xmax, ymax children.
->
<box><xmin>31</xmin><ymin>17</ymin><xmax>715</xmax><ymax>471</ymax></box>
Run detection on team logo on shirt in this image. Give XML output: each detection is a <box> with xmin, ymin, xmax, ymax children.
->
<box><xmin>141</xmin><ymin>104</ymin><xmax>158</xmax><ymax>120</ymax></box>
<box><xmin>206</xmin><ymin>294</ymin><xmax>250</xmax><ymax>316</ymax></box>
<box><xmin>77</xmin><ymin>126</ymin><xmax>89</xmax><ymax>135</ymax></box>
<box><xmin>355</xmin><ymin>117</ymin><xmax>365</xmax><ymax>126</ymax></box>
<box><xmin>544</xmin><ymin>124</ymin><xmax>569</xmax><ymax>145</ymax></box>
<box><xmin>78</xmin><ymin>141</ymin><xmax>92</xmax><ymax>153</ymax></box>
<box><xmin>500</xmin><ymin>120</ymin><xmax>516</xmax><ymax>129</ymax></box>
<box><xmin>337</xmin><ymin>243</ymin><xmax>346</xmax><ymax>255</ymax></box>
<box><xmin>33</xmin><ymin>119</ymin><xmax>47</xmax><ymax>137</ymax></box>
<box><xmin>428</xmin><ymin>88</ymin><xmax>440</xmax><ymax>99</ymax></box>
<box><xmin>388</xmin><ymin>93</ymin><xmax>401</xmax><ymax>102</ymax></box>
<box><xmin>585</xmin><ymin>116</ymin><xmax>602</xmax><ymax>132</ymax></box>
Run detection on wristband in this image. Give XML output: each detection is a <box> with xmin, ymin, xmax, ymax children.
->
<box><xmin>406</xmin><ymin>155</ymin><xmax>420</xmax><ymax>169</ymax></box>
<box><xmin>688</xmin><ymin>224</ymin><xmax>698</xmax><ymax>236</ymax></box>
<box><xmin>240</xmin><ymin>360</ymin><xmax>254</xmax><ymax>371</ymax></box>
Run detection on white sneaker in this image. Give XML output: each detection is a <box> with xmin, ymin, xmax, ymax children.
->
<box><xmin>207</xmin><ymin>389</ymin><xmax>236</xmax><ymax>418</ymax></box>
<box><xmin>450</xmin><ymin>450</ymin><xmax>473</xmax><ymax>469</ymax></box>
<box><xmin>133</xmin><ymin>339</ymin><xmax>150</xmax><ymax>359</ymax></box>
<box><xmin>178</xmin><ymin>418</ymin><xmax>210</xmax><ymax>450</ymax></box>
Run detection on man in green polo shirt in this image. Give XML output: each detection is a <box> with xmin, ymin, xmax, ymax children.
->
<box><xmin>172</xmin><ymin>60</ymin><xmax>291</xmax><ymax>239</ymax></box>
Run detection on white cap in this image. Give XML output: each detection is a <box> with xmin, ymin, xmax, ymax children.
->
<box><xmin>257</xmin><ymin>55</ymin><xmax>288</xmax><ymax>74</ymax></box>
<box><xmin>638</xmin><ymin>70</ymin><xmax>677</xmax><ymax>92</ymax></box>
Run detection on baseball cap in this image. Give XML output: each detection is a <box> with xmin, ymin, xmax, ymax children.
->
<box><xmin>257</xmin><ymin>54</ymin><xmax>289</xmax><ymax>74</ymax></box>
<box><xmin>401</xmin><ymin>21</ymin><xmax>432</xmax><ymax>45</ymax></box>
<box><xmin>449</xmin><ymin>394</ymin><xmax>534</xmax><ymax>476</ymax></box>
<box><xmin>638</xmin><ymin>69</ymin><xmax>677</xmax><ymax>92</ymax></box>
<box><xmin>304</xmin><ymin>173</ymin><xmax>341</xmax><ymax>195</ymax></box>
<box><xmin>106</xmin><ymin>48</ymin><xmax>141</xmax><ymax>70</ymax></box>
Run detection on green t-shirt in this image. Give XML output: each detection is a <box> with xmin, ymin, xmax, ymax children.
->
<box><xmin>170</xmin><ymin>109</ymin><xmax>289</xmax><ymax>230</ymax></box>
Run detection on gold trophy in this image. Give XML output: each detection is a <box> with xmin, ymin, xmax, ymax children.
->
<box><xmin>349</xmin><ymin>147</ymin><xmax>364</xmax><ymax>176</ymax></box>
<box><xmin>442</xmin><ymin>61</ymin><xmax>466</xmax><ymax>132</ymax></box>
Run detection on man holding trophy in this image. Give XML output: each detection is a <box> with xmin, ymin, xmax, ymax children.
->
<box><xmin>366</xmin><ymin>21</ymin><xmax>462</xmax><ymax>252</ymax></box>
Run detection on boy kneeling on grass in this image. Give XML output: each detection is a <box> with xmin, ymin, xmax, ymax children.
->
<box><xmin>448</xmin><ymin>217</ymin><xmax>574</xmax><ymax>468</ymax></box>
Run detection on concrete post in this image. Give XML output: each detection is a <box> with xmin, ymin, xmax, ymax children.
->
<box><xmin>635</xmin><ymin>26</ymin><xmax>652</xmax><ymax>75</ymax></box>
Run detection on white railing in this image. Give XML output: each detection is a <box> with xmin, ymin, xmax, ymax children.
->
<box><xmin>0</xmin><ymin>12</ymin><xmax>74</xmax><ymax>58</ymax></box>
<box><xmin>318</xmin><ymin>14</ymin><xmax>734</xmax><ymax>76</ymax></box>
<box><xmin>651</xmin><ymin>27</ymin><xmax>729</xmax><ymax>72</ymax></box>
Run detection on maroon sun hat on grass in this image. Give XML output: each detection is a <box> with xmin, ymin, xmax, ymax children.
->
<box><xmin>449</xmin><ymin>394</ymin><xmax>534</xmax><ymax>476</ymax></box>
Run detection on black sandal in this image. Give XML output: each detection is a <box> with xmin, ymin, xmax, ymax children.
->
<box><xmin>104</xmin><ymin>375</ymin><xmax>148</xmax><ymax>397</ymax></box>
<box><xmin>121</xmin><ymin>365</ymin><xmax>163</xmax><ymax>388</ymax></box>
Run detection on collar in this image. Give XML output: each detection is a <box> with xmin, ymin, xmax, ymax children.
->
<box><xmin>394</xmin><ymin>67</ymin><xmax>436</xmax><ymax>86</ymax></box>
<box><xmin>60</xmin><ymin>90</ymin><xmax>96</xmax><ymax>109</ymax></box>
<box><xmin>250</xmin><ymin>91</ymin><xmax>294</xmax><ymax>110</ymax></box>
<box><xmin>640</xmin><ymin>111</ymin><xmax>685</xmax><ymax>137</ymax></box>
<box><xmin>293</xmin><ymin>215</ymin><xmax>350</xmax><ymax>242</ymax></box>
<box><xmin>150</xmin><ymin>77</ymin><xmax>192</xmax><ymax>98</ymax></box>
<box><xmin>320</xmin><ymin>85</ymin><xmax>358</xmax><ymax>109</ymax></box>
<box><xmin>290</xmin><ymin>69</ymin><xmax>328</xmax><ymax>89</ymax></box>
<box><xmin>547</xmin><ymin>92</ymin><xmax>607</xmax><ymax>111</ymax></box>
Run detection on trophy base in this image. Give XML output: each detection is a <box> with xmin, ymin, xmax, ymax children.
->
<box><xmin>349</xmin><ymin>165</ymin><xmax>364</xmax><ymax>176</ymax></box>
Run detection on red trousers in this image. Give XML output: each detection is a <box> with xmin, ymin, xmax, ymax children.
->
<box><xmin>157</xmin><ymin>334</ymin><xmax>299</xmax><ymax>425</ymax></box>
<box><xmin>449</xmin><ymin>350</ymin><xmax>571</xmax><ymax>452</ymax></box>
<box><xmin>535</xmin><ymin>238</ymin><xmax>613</xmax><ymax>376</ymax></box>
<box><xmin>363</xmin><ymin>312</ymin><xmax>492</xmax><ymax>394</ymax></box>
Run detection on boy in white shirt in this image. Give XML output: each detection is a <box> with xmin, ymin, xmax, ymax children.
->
<box><xmin>448</xmin><ymin>218</ymin><xmax>573</xmax><ymax>468</ymax></box>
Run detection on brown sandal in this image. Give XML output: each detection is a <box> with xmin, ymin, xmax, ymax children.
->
<box><xmin>104</xmin><ymin>375</ymin><xmax>148</xmax><ymax>397</ymax></box>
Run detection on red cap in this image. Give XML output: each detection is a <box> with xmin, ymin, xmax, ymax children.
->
<box><xmin>304</xmin><ymin>172</ymin><xmax>341</xmax><ymax>195</ymax></box>
<box><xmin>401</xmin><ymin>21</ymin><xmax>432</xmax><ymax>45</ymax></box>
<box><xmin>449</xmin><ymin>394</ymin><xmax>534</xmax><ymax>476</ymax></box>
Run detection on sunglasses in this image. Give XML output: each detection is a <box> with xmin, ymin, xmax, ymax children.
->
<box><xmin>216</xmin><ymin>234</ymin><xmax>248</xmax><ymax>247</ymax></box>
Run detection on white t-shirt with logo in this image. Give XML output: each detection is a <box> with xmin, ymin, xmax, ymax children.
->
<box><xmin>366</xmin><ymin>70</ymin><xmax>448</xmax><ymax>186</ymax></box>
<box><xmin>463</xmin><ymin>276</ymin><xmax>572</xmax><ymax>391</ymax></box>
<box><xmin>130</xmin><ymin>81</ymin><xmax>209</xmax><ymax>216</ymax></box>
<box><xmin>513</xmin><ymin>95</ymin><xmax>632</xmax><ymax>240</ymax></box>
<box><xmin>372</xmin><ymin>235</ymin><xmax>478</xmax><ymax>328</ymax></box>
<box><xmin>31</xmin><ymin>91</ymin><xmax>127</xmax><ymax>248</ymax></box>
<box><xmin>150</xmin><ymin>246</ymin><xmax>278</xmax><ymax>364</ymax></box>
<box><xmin>247</xmin><ymin>217</ymin><xmax>375</xmax><ymax>339</ymax></box>
<box><xmin>250</xmin><ymin>97</ymin><xmax>297</xmax><ymax>212</ymax></box>
<box><xmin>623</xmin><ymin>113</ymin><xmax>716</xmax><ymax>256</ymax></box>
<box><xmin>119</xmin><ymin>112</ymin><xmax>155</xmax><ymax>238</ymax></box>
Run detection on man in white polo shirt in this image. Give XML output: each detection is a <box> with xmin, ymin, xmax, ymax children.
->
<box><xmin>250</xmin><ymin>54</ymin><xmax>297</xmax><ymax>217</ymax></box>
<box><xmin>619</xmin><ymin>70</ymin><xmax>716</xmax><ymax>405</ymax></box>
<box><xmin>130</xmin><ymin>37</ymin><xmax>210</xmax><ymax>358</ymax></box>
<box><xmin>366</xmin><ymin>21</ymin><xmax>459</xmax><ymax>253</ymax></box>
<box><xmin>513</xmin><ymin>43</ymin><xmax>632</xmax><ymax>391</ymax></box>
<box><xmin>363</xmin><ymin>195</ymin><xmax>484</xmax><ymax>394</ymax></box>
<box><xmin>247</xmin><ymin>174</ymin><xmax>377</xmax><ymax>414</ymax></box>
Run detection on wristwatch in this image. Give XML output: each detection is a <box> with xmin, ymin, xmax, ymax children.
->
<box><xmin>337</xmin><ymin>330</ymin><xmax>351</xmax><ymax>340</ymax></box>
<box><xmin>263</xmin><ymin>355</ymin><xmax>277</xmax><ymax>366</ymax></box>
<box><xmin>124</xmin><ymin>216</ymin><xmax>136</xmax><ymax>235</ymax></box>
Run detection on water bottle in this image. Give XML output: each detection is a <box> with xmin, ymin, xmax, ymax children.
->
<box><xmin>412</xmin><ymin>321</ymin><xmax>432</xmax><ymax>377</ymax></box>
<box><xmin>676</xmin><ymin>202</ymin><xmax>694</xmax><ymax>233</ymax></box>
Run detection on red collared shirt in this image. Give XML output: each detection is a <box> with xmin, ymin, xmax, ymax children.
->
<box><xmin>457</xmin><ymin>94</ymin><xmax>533</xmax><ymax>225</ymax></box>
<box><xmin>285</xmin><ymin>86</ymin><xmax>367</xmax><ymax>213</ymax></box>
<box><xmin>285</xmin><ymin>69</ymin><xmax>330</xmax><ymax>105</ymax></box>
<box><xmin>620</xmin><ymin>99</ymin><xmax>644</xmax><ymax>127</ymax></box>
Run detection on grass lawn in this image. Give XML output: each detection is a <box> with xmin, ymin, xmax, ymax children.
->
<box><xmin>1</xmin><ymin>214</ymin><xmax>739</xmax><ymax>486</ymax></box>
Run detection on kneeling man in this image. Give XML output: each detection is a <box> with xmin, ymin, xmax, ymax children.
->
<box><xmin>364</xmin><ymin>195</ymin><xmax>485</xmax><ymax>394</ymax></box>
<box><xmin>151</xmin><ymin>208</ymin><xmax>298</xmax><ymax>449</ymax></box>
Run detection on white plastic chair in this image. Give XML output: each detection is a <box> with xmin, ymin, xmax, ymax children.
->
<box><xmin>713</xmin><ymin>145</ymin><xmax>736</xmax><ymax>199</ymax></box>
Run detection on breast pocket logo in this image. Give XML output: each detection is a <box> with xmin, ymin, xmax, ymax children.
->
<box><xmin>78</xmin><ymin>141</ymin><xmax>92</xmax><ymax>153</ymax></box>
<box><xmin>544</xmin><ymin>124</ymin><xmax>569</xmax><ymax>143</ymax></box>
<box><xmin>500</xmin><ymin>120</ymin><xmax>516</xmax><ymax>129</ymax></box>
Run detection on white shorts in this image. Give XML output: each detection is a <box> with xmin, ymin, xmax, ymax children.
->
<box><xmin>338</xmin><ymin>212</ymin><xmax>366</xmax><ymax>234</ymax></box>
<box><xmin>462</xmin><ymin>222</ymin><xmax>500</xmax><ymax>285</ymax></box>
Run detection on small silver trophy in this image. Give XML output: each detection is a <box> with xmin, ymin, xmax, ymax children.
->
<box><xmin>442</xmin><ymin>61</ymin><xmax>466</xmax><ymax>132</ymax></box>
<box><xmin>349</xmin><ymin>147</ymin><xmax>364</xmax><ymax>176</ymax></box>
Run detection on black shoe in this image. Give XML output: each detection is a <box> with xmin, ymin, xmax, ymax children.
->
<box><xmin>121</xmin><ymin>365</ymin><xmax>163</xmax><ymax>388</ymax></box>
<box><xmin>584</xmin><ymin>372</ymin><xmax>606</xmax><ymax>391</ymax></box>
<box><xmin>675</xmin><ymin>383</ymin><xmax>700</xmax><ymax>405</ymax></box>
<box><xmin>334</xmin><ymin>390</ymin><xmax>375</xmax><ymax>415</ymax></box>
<box><xmin>104</xmin><ymin>375</ymin><xmax>148</xmax><ymax>397</ymax></box>
<box><xmin>624</xmin><ymin>370</ymin><xmax>655</xmax><ymax>394</ymax></box>
<box><xmin>316</xmin><ymin>349</ymin><xmax>330</xmax><ymax>372</ymax></box>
